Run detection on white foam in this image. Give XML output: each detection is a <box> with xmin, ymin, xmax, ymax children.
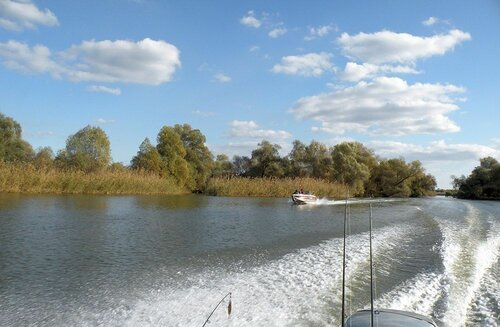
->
<box><xmin>74</xmin><ymin>225</ymin><xmax>408</xmax><ymax>326</ymax></box>
<box><xmin>438</xmin><ymin>204</ymin><xmax>500</xmax><ymax>327</ymax></box>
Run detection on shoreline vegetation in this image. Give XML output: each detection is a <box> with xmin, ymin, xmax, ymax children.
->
<box><xmin>205</xmin><ymin>177</ymin><xmax>348</xmax><ymax>198</ymax></box>
<box><xmin>0</xmin><ymin>162</ymin><xmax>187</xmax><ymax>195</ymax></box>
<box><xmin>0</xmin><ymin>112</ymin><xmax>443</xmax><ymax>197</ymax></box>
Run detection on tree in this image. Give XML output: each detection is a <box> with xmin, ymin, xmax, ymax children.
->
<box><xmin>131</xmin><ymin>138</ymin><xmax>164</xmax><ymax>175</ymax></box>
<box><xmin>248</xmin><ymin>140</ymin><xmax>283</xmax><ymax>177</ymax></box>
<box><xmin>173</xmin><ymin>124</ymin><xmax>213</xmax><ymax>190</ymax></box>
<box><xmin>306</xmin><ymin>141</ymin><xmax>332</xmax><ymax>179</ymax></box>
<box><xmin>0</xmin><ymin>113</ymin><xmax>34</xmax><ymax>162</ymax></box>
<box><xmin>33</xmin><ymin>147</ymin><xmax>54</xmax><ymax>168</ymax></box>
<box><xmin>288</xmin><ymin>140</ymin><xmax>310</xmax><ymax>177</ymax></box>
<box><xmin>156</xmin><ymin>126</ymin><xmax>190</xmax><ymax>186</ymax></box>
<box><xmin>62</xmin><ymin>125</ymin><xmax>111</xmax><ymax>172</ymax></box>
<box><xmin>331</xmin><ymin>142</ymin><xmax>375</xmax><ymax>195</ymax></box>
<box><xmin>232</xmin><ymin>155</ymin><xmax>251</xmax><ymax>176</ymax></box>
<box><xmin>212</xmin><ymin>154</ymin><xmax>234</xmax><ymax>177</ymax></box>
<box><xmin>366</xmin><ymin>159</ymin><xmax>434</xmax><ymax>197</ymax></box>
<box><xmin>452</xmin><ymin>157</ymin><xmax>500</xmax><ymax>199</ymax></box>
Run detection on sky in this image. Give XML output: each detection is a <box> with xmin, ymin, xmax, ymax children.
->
<box><xmin>0</xmin><ymin>0</ymin><xmax>499</xmax><ymax>188</ymax></box>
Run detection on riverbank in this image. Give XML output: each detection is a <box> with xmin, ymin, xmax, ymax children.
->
<box><xmin>0</xmin><ymin>162</ymin><xmax>187</xmax><ymax>195</ymax></box>
<box><xmin>205</xmin><ymin>176</ymin><xmax>348</xmax><ymax>198</ymax></box>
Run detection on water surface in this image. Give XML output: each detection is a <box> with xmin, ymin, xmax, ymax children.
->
<box><xmin>0</xmin><ymin>194</ymin><xmax>498</xmax><ymax>326</ymax></box>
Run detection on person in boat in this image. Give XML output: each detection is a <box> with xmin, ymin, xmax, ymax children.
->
<box><xmin>300</xmin><ymin>188</ymin><xmax>304</xmax><ymax>194</ymax></box>
<box><xmin>293</xmin><ymin>189</ymin><xmax>299</xmax><ymax>194</ymax></box>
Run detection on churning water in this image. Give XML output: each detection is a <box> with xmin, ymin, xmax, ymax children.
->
<box><xmin>0</xmin><ymin>194</ymin><xmax>498</xmax><ymax>326</ymax></box>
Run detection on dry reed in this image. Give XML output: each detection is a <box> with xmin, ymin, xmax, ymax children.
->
<box><xmin>0</xmin><ymin>162</ymin><xmax>187</xmax><ymax>195</ymax></box>
<box><xmin>205</xmin><ymin>176</ymin><xmax>348</xmax><ymax>198</ymax></box>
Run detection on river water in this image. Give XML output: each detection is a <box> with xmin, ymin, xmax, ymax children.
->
<box><xmin>0</xmin><ymin>194</ymin><xmax>498</xmax><ymax>326</ymax></box>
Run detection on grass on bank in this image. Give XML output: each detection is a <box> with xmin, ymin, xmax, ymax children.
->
<box><xmin>0</xmin><ymin>162</ymin><xmax>187</xmax><ymax>195</ymax></box>
<box><xmin>205</xmin><ymin>176</ymin><xmax>348</xmax><ymax>198</ymax></box>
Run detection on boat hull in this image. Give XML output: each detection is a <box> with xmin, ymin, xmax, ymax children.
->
<box><xmin>291</xmin><ymin>194</ymin><xmax>318</xmax><ymax>205</ymax></box>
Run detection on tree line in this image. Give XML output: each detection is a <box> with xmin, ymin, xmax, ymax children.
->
<box><xmin>0</xmin><ymin>112</ymin><xmax>436</xmax><ymax>197</ymax></box>
<box><xmin>452</xmin><ymin>157</ymin><xmax>500</xmax><ymax>199</ymax></box>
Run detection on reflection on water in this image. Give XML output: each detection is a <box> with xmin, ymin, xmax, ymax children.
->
<box><xmin>0</xmin><ymin>194</ymin><xmax>498</xmax><ymax>326</ymax></box>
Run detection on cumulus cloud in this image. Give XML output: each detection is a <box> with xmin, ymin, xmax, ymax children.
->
<box><xmin>338</xmin><ymin>29</ymin><xmax>471</xmax><ymax>64</ymax></box>
<box><xmin>268</xmin><ymin>27</ymin><xmax>287</xmax><ymax>38</ymax></box>
<box><xmin>291</xmin><ymin>77</ymin><xmax>464</xmax><ymax>135</ymax></box>
<box><xmin>0</xmin><ymin>40</ymin><xmax>60</xmax><ymax>75</ymax></box>
<box><xmin>214</xmin><ymin>72</ymin><xmax>231</xmax><ymax>83</ymax></box>
<box><xmin>369</xmin><ymin>139</ymin><xmax>500</xmax><ymax>187</ymax></box>
<box><xmin>304</xmin><ymin>25</ymin><xmax>333</xmax><ymax>41</ymax></box>
<box><xmin>0</xmin><ymin>38</ymin><xmax>181</xmax><ymax>85</ymax></box>
<box><xmin>369</xmin><ymin>140</ymin><xmax>500</xmax><ymax>163</ymax></box>
<box><xmin>340</xmin><ymin>62</ymin><xmax>419</xmax><ymax>81</ymax></box>
<box><xmin>422</xmin><ymin>17</ymin><xmax>439</xmax><ymax>26</ymax></box>
<box><xmin>272</xmin><ymin>52</ymin><xmax>334</xmax><ymax>77</ymax></box>
<box><xmin>0</xmin><ymin>0</ymin><xmax>58</xmax><ymax>31</ymax></box>
<box><xmin>240</xmin><ymin>10</ymin><xmax>261</xmax><ymax>28</ymax></box>
<box><xmin>229</xmin><ymin>120</ymin><xmax>291</xmax><ymax>139</ymax></box>
<box><xmin>87</xmin><ymin>85</ymin><xmax>121</xmax><ymax>95</ymax></box>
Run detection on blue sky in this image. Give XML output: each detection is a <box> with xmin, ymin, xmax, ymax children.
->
<box><xmin>0</xmin><ymin>0</ymin><xmax>499</xmax><ymax>187</ymax></box>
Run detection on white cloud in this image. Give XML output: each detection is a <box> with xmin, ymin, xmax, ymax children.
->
<box><xmin>291</xmin><ymin>77</ymin><xmax>464</xmax><ymax>136</ymax></box>
<box><xmin>368</xmin><ymin>140</ymin><xmax>500</xmax><ymax>187</ymax></box>
<box><xmin>268</xmin><ymin>27</ymin><xmax>287</xmax><ymax>38</ymax></box>
<box><xmin>422</xmin><ymin>17</ymin><xmax>439</xmax><ymax>26</ymax></box>
<box><xmin>0</xmin><ymin>38</ymin><xmax>181</xmax><ymax>85</ymax></box>
<box><xmin>272</xmin><ymin>52</ymin><xmax>334</xmax><ymax>77</ymax></box>
<box><xmin>214</xmin><ymin>72</ymin><xmax>231</xmax><ymax>83</ymax></box>
<box><xmin>304</xmin><ymin>25</ymin><xmax>333</xmax><ymax>41</ymax></box>
<box><xmin>95</xmin><ymin>118</ymin><xmax>115</xmax><ymax>124</ymax></box>
<box><xmin>369</xmin><ymin>140</ymin><xmax>500</xmax><ymax>163</ymax></box>
<box><xmin>0</xmin><ymin>40</ymin><xmax>60</xmax><ymax>75</ymax></box>
<box><xmin>240</xmin><ymin>10</ymin><xmax>261</xmax><ymax>28</ymax></box>
<box><xmin>340</xmin><ymin>62</ymin><xmax>419</xmax><ymax>81</ymax></box>
<box><xmin>87</xmin><ymin>85</ymin><xmax>121</xmax><ymax>95</ymax></box>
<box><xmin>338</xmin><ymin>29</ymin><xmax>471</xmax><ymax>64</ymax></box>
<box><xmin>0</xmin><ymin>0</ymin><xmax>58</xmax><ymax>31</ymax></box>
<box><xmin>229</xmin><ymin>120</ymin><xmax>291</xmax><ymax>140</ymax></box>
<box><xmin>249</xmin><ymin>45</ymin><xmax>260</xmax><ymax>52</ymax></box>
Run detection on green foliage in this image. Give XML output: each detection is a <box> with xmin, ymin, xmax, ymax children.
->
<box><xmin>452</xmin><ymin>157</ymin><xmax>500</xmax><ymax>199</ymax></box>
<box><xmin>366</xmin><ymin>159</ymin><xmax>434</xmax><ymax>197</ymax></box>
<box><xmin>131</xmin><ymin>138</ymin><xmax>164</xmax><ymax>175</ymax></box>
<box><xmin>212</xmin><ymin>154</ymin><xmax>234</xmax><ymax>177</ymax></box>
<box><xmin>33</xmin><ymin>147</ymin><xmax>54</xmax><ymax>168</ymax></box>
<box><xmin>232</xmin><ymin>155</ymin><xmax>251</xmax><ymax>176</ymax></box>
<box><xmin>156</xmin><ymin>126</ymin><xmax>190</xmax><ymax>186</ymax></box>
<box><xmin>331</xmin><ymin>142</ymin><xmax>375</xmax><ymax>195</ymax></box>
<box><xmin>0</xmin><ymin>113</ymin><xmax>34</xmax><ymax>162</ymax></box>
<box><xmin>248</xmin><ymin>140</ymin><xmax>283</xmax><ymax>177</ymax></box>
<box><xmin>59</xmin><ymin>125</ymin><xmax>111</xmax><ymax>172</ymax></box>
<box><xmin>173</xmin><ymin>124</ymin><xmax>213</xmax><ymax>190</ymax></box>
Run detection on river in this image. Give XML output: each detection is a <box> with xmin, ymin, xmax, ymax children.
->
<box><xmin>0</xmin><ymin>194</ymin><xmax>498</xmax><ymax>326</ymax></box>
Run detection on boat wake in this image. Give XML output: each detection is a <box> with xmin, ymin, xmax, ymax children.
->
<box><xmin>72</xmin><ymin>225</ymin><xmax>409</xmax><ymax>326</ymax></box>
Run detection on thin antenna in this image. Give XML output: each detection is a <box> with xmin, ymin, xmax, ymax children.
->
<box><xmin>369</xmin><ymin>203</ymin><xmax>374</xmax><ymax>327</ymax></box>
<box><xmin>341</xmin><ymin>191</ymin><xmax>348</xmax><ymax>326</ymax></box>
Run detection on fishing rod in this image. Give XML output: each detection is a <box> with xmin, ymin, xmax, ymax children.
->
<box><xmin>369</xmin><ymin>203</ymin><xmax>374</xmax><ymax>327</ymax></box>
<box><xmin>341</xmin><ymin>192</ymin><xmax>348</xmax><ymax>326</ymax></box>
<box><xmin>201</xmin><ymin>292</ymin><xmax>232</xmax><ymax>327</ymax></box>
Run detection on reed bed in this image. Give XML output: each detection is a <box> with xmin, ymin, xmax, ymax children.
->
<box><xmin>205</xmin><ymin>176</ymin><xmax>348</xmax><ymax>198</ymax></box>
<box><xmin>0</xmin><ymin>162</ymin><xmax>187</xmax><ymax>195</ymax></box>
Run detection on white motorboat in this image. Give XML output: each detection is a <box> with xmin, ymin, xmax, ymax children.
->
<box><xmin>291</xmin><ymin>193</ymin><xmax>318</xmax><ymax>205</ymax></box>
